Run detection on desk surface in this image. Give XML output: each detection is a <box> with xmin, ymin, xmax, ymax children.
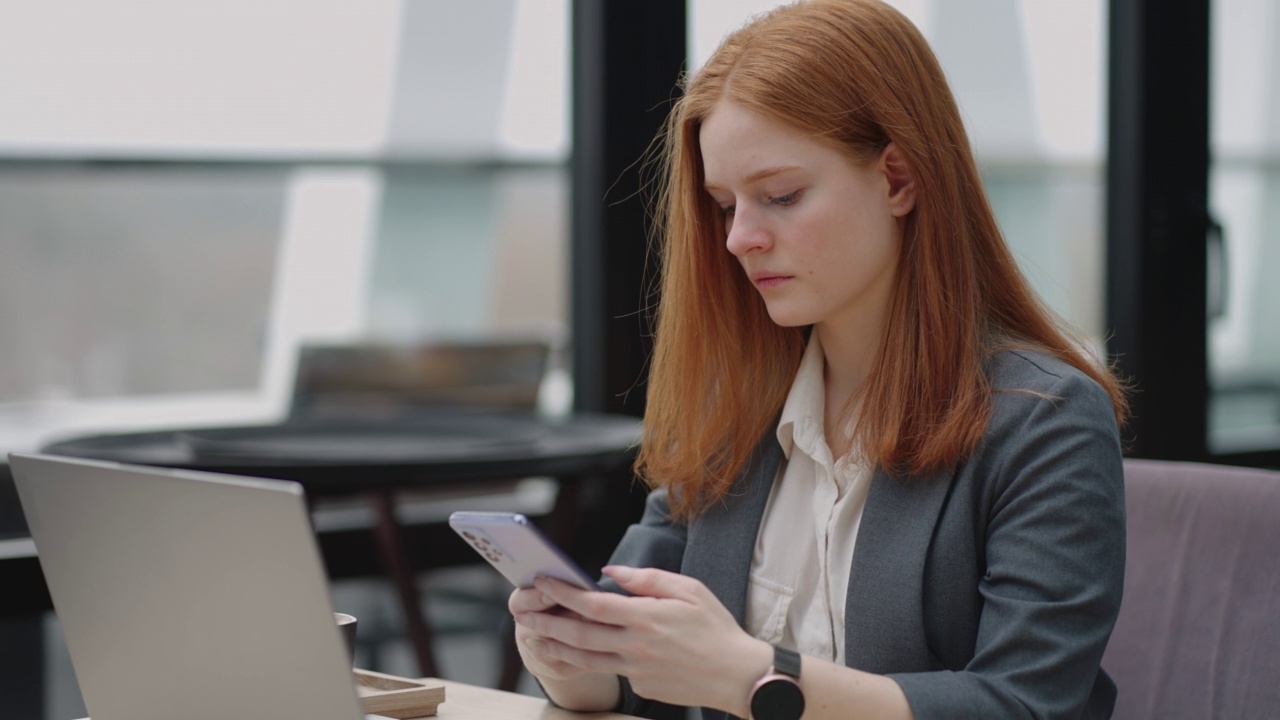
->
<box><xmin>73</xmin><ymin>678</ymin><xmax>637</xmax><ymax>720</ymax></box>
<box><xmin>426</xmin><ymin>678</ymin><xmax>635</xmax><ymax>720</ymax></box>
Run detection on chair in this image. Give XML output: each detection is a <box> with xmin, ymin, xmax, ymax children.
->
<box><xmin>292</xmin><ymin>338</ymin><xmax>563</xmax><ymax>688</ymax></box>
<box><xmin>289</xmin><ymin>340</ymin><xmax>553</xmax><ymax>419</ymax></box>
<box><xmin>1103</xmin><ymin>458</ymin><xmax>1280</xmax><ymax>719</ymax></box>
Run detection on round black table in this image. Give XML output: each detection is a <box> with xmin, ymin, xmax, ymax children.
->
<box><xmin>41</xmin><ymin>410</ymin><xmax>642</xmax><ymax>497</ymax></box>
<box><xmin>39</xmin><ymin>409</ymin><xmax>642</xmax><ymax>688</ymax></box>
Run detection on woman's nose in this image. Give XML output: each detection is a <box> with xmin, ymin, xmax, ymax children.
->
<box><xmin>725</xmin><ymin>210</ymin><xmax>771</xmax><ymax>257</ymax></box>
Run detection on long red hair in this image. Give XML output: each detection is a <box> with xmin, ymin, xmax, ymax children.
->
<box><xmin>636</xmin><ymin>0</ymin><xmax>1128</xmax><ymax>518</ymax></box>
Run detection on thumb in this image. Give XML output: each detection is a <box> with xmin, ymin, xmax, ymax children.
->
<box><xmin>602</xmin><ymin>565</ymin><xmax>703</xmax><ymax>601</ymax></box>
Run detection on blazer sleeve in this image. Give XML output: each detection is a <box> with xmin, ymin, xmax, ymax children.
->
<box><xmin>889</xmin><ymin>368</ymin><xmax>1126</xmax><ymax>719</ymax></box>
<box><xmin>598</xmin><ymin>487</ymin><xmax>692</xmax><ymax>720</ymax></box>
<box><xmin>599</xmin><ymin>487</ymin><xmax>688</xmax><ymax>590</ymax></box>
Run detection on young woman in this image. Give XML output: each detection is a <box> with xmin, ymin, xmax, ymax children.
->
<box><xmin>510</xmin><ymin>1</ymin><xmax>1128</xmax><ymax>718</ymax></box>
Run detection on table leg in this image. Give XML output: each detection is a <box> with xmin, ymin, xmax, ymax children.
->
<box><xmin>368</xmin><ymin>490</ymin><xmax>439</xmax><ymax>678</ymax></box>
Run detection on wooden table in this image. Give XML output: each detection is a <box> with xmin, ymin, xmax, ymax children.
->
<box><xmin>70</xmin><ymin>678</ymin><xmax>637</xmax><ymax>720</ymax></box>
<box><xmin>418</xmin><ymin>679</ymin><xmax>636</xmax><ymax>720</ymax></box>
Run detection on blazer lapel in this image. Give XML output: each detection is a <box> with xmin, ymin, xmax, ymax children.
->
<box><xmin>681</xmin><ymin>436</ymin><xmax>784</xmax><ymax>626</ymax></box>
<box><xmin>679</xmin><ymin>431</ymin><xmax>956</xmax><ymax>670</ymax></box>
<box><xmin>844</xmin><ymin>466</ymin><xmax>954</xmax><ymax>672</ymax></box>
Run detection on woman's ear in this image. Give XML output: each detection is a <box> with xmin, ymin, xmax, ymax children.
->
<box><xmin>879</xmin><ymin>142</ymin><xmax>917</xmax><ymax>217</ymax></box>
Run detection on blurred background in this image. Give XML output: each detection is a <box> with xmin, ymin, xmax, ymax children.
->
<box><xmin>0</xmin><ymin>0</ymin><xmax>1275</xmax><ymax>718</ymax></box>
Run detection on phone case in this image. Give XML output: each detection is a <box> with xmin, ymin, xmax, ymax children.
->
<box><xmin>448</xmin><ymin>511</ymin><xmax>600</xmax><ymax>591</ymax></box>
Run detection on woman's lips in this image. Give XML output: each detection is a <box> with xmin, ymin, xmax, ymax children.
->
<box><xmin>751</xmin><ymin>273</ymin><xmax>791</xmax><ymax>290</ymax></box>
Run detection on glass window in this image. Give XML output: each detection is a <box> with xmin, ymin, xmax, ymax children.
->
<box><xmin>0</xmin><ymin>166</ymin><xmax>284</xmax><ymax>402</ymax></box>
<box><xmin>0</xmin><ymin>0</ymin><xmax>571</xmax><ymax>450</ymax></box>
<box><xmin>1208</xmin><ymin>0</ymin><xmax>1280</xmax><ymax>453</ymax></box>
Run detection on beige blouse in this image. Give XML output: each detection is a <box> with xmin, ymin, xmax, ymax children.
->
<box><xmin>744</xmin><ymin>333</ymin><xmax>872</xmax><ymax>664</ymax></box>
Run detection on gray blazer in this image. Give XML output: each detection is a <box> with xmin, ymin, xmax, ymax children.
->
<box><xmin>604</xmin><ymin>349</ymin><xmax>1125</xmax><ymax>720</ymax></box>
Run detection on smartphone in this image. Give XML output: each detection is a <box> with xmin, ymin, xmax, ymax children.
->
<box><xmin>448</xmin><ymin>511</ymin><xmax>600</xmax><ymax>591</ymax></box>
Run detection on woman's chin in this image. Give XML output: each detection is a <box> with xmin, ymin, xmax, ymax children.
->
<box><xmin>764</xmin><ymin>309</ymin><xmax>814</xmax><ymax>328</ymax></box>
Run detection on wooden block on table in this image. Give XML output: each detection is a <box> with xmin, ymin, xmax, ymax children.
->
<box><xmin>354</xmin><ymin>668</ymin><xmax>446</xmax><ymax>718</ymax></box>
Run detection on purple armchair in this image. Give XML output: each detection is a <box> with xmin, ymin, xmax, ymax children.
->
<box><xmin>1103</xmin><ymin>458</ymin><xmax>1280</xmax><ymax>719</ymax></box>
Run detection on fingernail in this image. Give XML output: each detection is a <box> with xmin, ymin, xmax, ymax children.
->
<box><xmin>604</xmin><ymin>565</ymin><xmax>633</xmax><ymax>581</ymax></box>
<box><xmin>526</xmin><ymin>637</ymin><xmax>544</xmax><ymax>650</ymax></box>
<box><xmin>515</xmin><ymin>613</ymin><xmax>532</xmax><ymax>628</ymax></box>
<box><xmin>540</xmin><ymin>593</ymin><xmax>553</xmax><ymax>605</ymax></box>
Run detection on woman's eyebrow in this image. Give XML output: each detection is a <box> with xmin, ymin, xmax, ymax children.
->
<box><xmin>704</xmin><ymin>165</ymin><xmax>803</xmax><ymax>191</ymax></box>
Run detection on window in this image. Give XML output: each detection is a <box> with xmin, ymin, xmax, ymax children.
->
<box><xmin>0</xmin><ymin>0</ymin><xmax>571</xmax><ymax>448</ymax></box>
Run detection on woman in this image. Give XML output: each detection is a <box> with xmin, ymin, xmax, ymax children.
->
<box><xmin>511</xmin><ymin>1</ymin><xmax>1128</xmax><ymax>718</ymax></box>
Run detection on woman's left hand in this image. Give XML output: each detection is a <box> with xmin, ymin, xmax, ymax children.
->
<box><xmin>514</xmin><ymin>565</ymin><xmax>771</xmax><ymax>713</ymax></box>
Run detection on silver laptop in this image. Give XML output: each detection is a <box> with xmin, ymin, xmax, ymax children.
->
<box><xmin>10</xmin><ymin>452</ymin><xmax>374</xmax><ymax>720</ymax></box>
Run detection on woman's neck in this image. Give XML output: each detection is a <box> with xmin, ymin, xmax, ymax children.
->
<box><xmin>815</xmin><ymin>320</ymin><xmax>880</xmax><ymax>404</ymax></box>
<box><xmin>815</xmin><ymin>323</ymin><xmax>880</xmax><ymax>457</ymax></box>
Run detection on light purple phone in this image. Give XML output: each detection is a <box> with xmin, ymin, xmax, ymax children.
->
<box><xmin>448</xmin><ymin>511</ymin><xmax>601</xmax><ymax>591</ymax></box>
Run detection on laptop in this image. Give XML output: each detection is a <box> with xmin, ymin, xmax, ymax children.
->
<box><xmin>10</xmin><ymin>452</ymin><xmax>380</xmax><ymax>720</ymax></box>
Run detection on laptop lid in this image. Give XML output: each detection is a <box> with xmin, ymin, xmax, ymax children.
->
<box><xmin>9</xmin><ymin>453</ymin><xmax>366</xmax><ymax>720</ymax></box>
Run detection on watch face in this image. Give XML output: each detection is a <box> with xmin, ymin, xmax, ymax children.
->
<box><xmin>750</xmin><ymin>677</ymin><xmax>805</xmax><ymax>720</ymax></box>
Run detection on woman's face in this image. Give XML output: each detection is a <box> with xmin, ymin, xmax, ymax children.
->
<box><xmin>700</xmin><ymin>100</ymin><xmax>913</xmax><ymax>341</ymax></box>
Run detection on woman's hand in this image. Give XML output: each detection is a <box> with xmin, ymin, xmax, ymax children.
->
<box><xmin>514</xmin><ymin>566</ymin><xmax>771</xmax><ymax>714</ymax></box>
<box><xmin>508</xmin><ymin>586</ymin><xmax>593</xmax><ymax>682</ymax></box>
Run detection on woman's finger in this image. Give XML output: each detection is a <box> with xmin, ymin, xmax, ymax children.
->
<box><xmin>517</xmin><ymin>632</ymin><xmax>587</xmax><ymax>680</ymax></box>
<box><xmin>602</xmin><ymin>565</ymin><xmax>710</xmax><ymax>602</ymax></box>
<box><xmin>515</xmin><ymin>606</ymin><xmax>626</xmax><ymax>654</ymax></box>
<box><xmin>508</xmin><ymin>586</ymin><xmax>558</xmax><ymax>614</ymax></box>
<box><xmin>527</xmin><ymin>634</ymin><xmax>628</xmax><ymax>677</ymax></box>
<box><xmin>533</xmin><ymin>577</ymin><xmax>649</xmax><ymax>626</ymax></box>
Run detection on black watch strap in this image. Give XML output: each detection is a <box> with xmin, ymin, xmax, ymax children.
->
<box><xmin>773</xmin><ymin>645</ymin><xmax>801</xmax><ymax>679</ymax></box>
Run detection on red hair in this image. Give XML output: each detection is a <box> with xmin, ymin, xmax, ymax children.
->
<box><xmin>636</xmin><ymin>0</ymin><xmax>1128</xmax><ymax>518</ymax></box>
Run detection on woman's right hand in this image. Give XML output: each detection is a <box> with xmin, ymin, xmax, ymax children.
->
<box><xmin>508</xmin><ymin>587</ymin><xmax>587</xmax><ymax>681</ymax></box>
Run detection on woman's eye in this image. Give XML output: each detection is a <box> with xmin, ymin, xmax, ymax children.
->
<box><xmin>770</xmin><ymin>190</ymin><xmax>801</xmax><ymax>206</ymax></box>
<box><xmin>720</xmin><ymin>205</ymin><xmax>736</xmax><ymax>218</ymax></box>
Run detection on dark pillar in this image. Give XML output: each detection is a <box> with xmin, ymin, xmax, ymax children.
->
<box><xmin>568</xmin><ymin>0</ymin><xmax>687</xmax><ymax>574</ymax></box>
<box><xmin>1106</xmin><ymin>0</ymin><xmax>1211</xmax><ymax>460</ymax></box>
<box><xmin>570</xmin><ymin>0</ymin><xmax>686</xmax><ymax>418</ymax></box>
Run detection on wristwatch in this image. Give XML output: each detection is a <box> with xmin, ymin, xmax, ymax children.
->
<box><xmin>749</xmin><ymin>645</ymin><xmax>805</xmax><ymax>720</ymax></box>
